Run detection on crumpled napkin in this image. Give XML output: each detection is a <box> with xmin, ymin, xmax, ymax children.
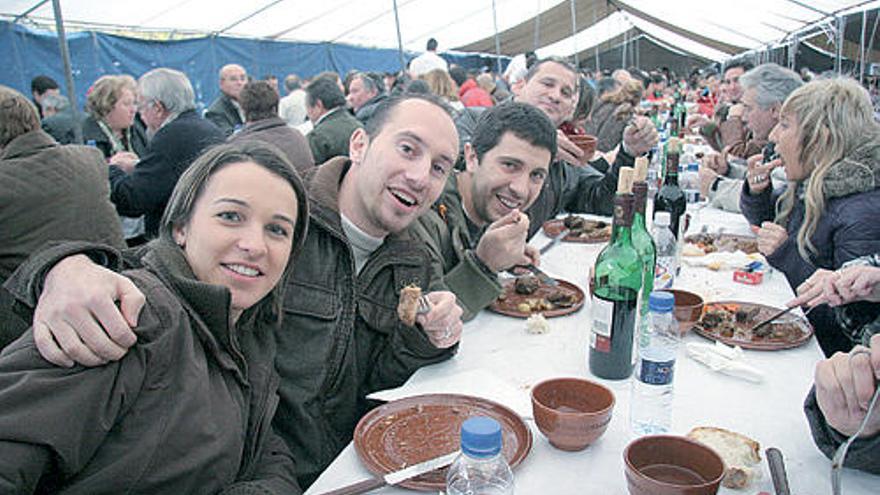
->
<box><xmin>686</xmin><ymin>341</ymin><xmax>765</xmax><ymax>383</ymax></box>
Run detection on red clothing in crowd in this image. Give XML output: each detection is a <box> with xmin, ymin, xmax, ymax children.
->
<box><xmin>458</xmin><ymin>79</ymin><xmax>494</xmax><ymax>108</ymax></box>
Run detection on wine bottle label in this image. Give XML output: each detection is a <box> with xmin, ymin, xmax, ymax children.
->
<box><xmin>590</xmin><ymin>296</ymin><xmax>613</xmax><ymax>353</ymax></box>
<box><xmin>613</xmin><ymin>195</ymin><xmax>634</xmax><ymax>227</ymax></box>
<box><xmin>638</xmin><ymin>358</ymin><xmax>676</xmax><ymax>385</ymax></box>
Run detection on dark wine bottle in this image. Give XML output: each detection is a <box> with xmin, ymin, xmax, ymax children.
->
<box><xmin>632</xmin><ymin>157</ymin><xmax>657</xmax><ymax>348</ymax></box>
<box><xmin>653</xmin><ymin>137</ymin><xmax>686</xmax><ymax>239</ymax></box>
<box><xmin>590</xmin><ymin>167</ymin><xmax>643</xmax><ymax>380</ymax></box>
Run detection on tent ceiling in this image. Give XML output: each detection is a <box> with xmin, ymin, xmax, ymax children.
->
<box><xmin>3</xmin><ymin>0</ymin><xmax>878</xmax><ymax>63</ymax></box>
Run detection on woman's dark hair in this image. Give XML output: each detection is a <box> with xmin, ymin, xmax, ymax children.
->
<box><xmin>161</xmin><ymin>141</ymin><xmax>310</xmax><ymax>326</ymax></box>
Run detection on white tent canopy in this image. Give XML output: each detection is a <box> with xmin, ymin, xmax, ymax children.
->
<box><xmin>3</xmin><ymin>0</ymin><xmax>878</xmax><ymax>62</ymax></box>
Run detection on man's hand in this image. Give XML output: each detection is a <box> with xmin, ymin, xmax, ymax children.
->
<box><xmin>622</xmin><ymin>116</ymin><xmax>658</xmax><ymax>156</ymax></box>
<box><xmin>698</xmin><ymin>165</ymin><xmax>720</xmax><ymax>198</ymax></box>
<box><xmin>415</xmin><ymin>291</ymin><xmax>463</xmax><ymax>349</ymax></box>
<box><xmin>815</xmin><ymin>334</ymin><xmax>880</xmax><ymax>438</ymax></box>
<box><xmin>790</xmin><ymin>268</ymin><xmax>839</xmax><ymax>309</ymax></box>
<box><xmin>34</xmin><ymin>254</ymin><xmax>143</xmax><ymax>367</ymax></box>
<box><xmin>474</xmin><ymin>211</ymin><xmax>531</xmax><ymax>273</ymax></box>
<box><xmin>109</xmin><ymin>152</ymin><xmax>139</xmax><ymax>173</ymax></box>
<box><xmin>756</xmin><ymin>221</ymin><xmax>787</xmax><ymax>257</ymax></box>
<box><xmin>746</xmin><ymin>154</ymin><xmax>778</xmax><ymax>195</ymax></box>
<box><xmin>555</xmin><ymin>131</ymin><xmax>585</xmax><ymax>165</ymax></box>
<box><xmin>702</xmin><ymin>151</ymin><xmax>729</xmax><ymax>176</ymax></box>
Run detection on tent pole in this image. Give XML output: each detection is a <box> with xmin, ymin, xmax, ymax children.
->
<box><xmin>622</xmin><ymin>31</ymin><xmax>627</xmax><ymax>69</ymax></box>
<box><xmin>593</xmin><ymin>5</ymin><xmax>599</xmax><ymax>71</ymax></box>
<box><xmin>492</xmin><ymin>0</ymin><xmax>502</xmax><ymax>75</ymax></box>
<box><xmin>392</xmin><ymin>0</ymin><xmax>406</xmax><ymax>74</ymax></box>
<box><xmin>860</xmin><ymin>9</ymin><xmax>867</xmax><ymax>83</ymax></box>
<box><xmin>569</xmin><ymin>0</ymin><xmax>578</xmax><ymax>67</ymax></box>
<box><xmin>836</xmin><ymin>15</ymin><xmax>844</xmax><ymax>74</ymax></box>
<box><xmin>13</xmin><ymin>0</ymin><xmax>50</xmax><ymax>23</ymax></box>
<box><xmin>51</xmin><ymin>0</ymin><xmax>81</xmax><ymax>144</ymax></box>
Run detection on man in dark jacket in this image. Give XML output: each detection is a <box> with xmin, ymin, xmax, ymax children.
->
<box><xmin>229</xmin><ymin>80</ymin><xmax>315</xmax><ymax>174</ymax></box>
<box><xmin>305</xmin><ymin>78</ymin><xmax>363</xmax><ymax>165</ymax></box>
<box><xmin>456</xmin><ymin>58</ymin><xmax>657</xmax><ymax>238</ymax></box>
<box><xmin>205</xmin><ymin>64</ymin><xmax>247</xmax><ymax>136</ymax></box>
<box><xmin>350</xmin><ymin>73</ymin><xmax>388</xmax><ymax>127</ymax></box>
<box><xmin>39</xmin><ymin>94</ymin><xmax>81</xmax><ymax>145</ymax></box>
<box><xmin>110</xmin><ymin>68</ymin><xmax>224</xmax><ymax>238</ymax></box>
<box><xmin>3</xmin><ymin>93</ymin><xmax>465</xmax><ymax>489</ymax></box>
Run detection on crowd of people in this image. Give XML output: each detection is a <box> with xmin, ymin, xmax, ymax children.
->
<box><xmin>1</xmin><ymin>35</ymin><xmax>880</xmax><ymax>491</ymax></box>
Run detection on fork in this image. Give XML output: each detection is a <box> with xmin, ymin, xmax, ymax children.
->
<box><xmin>830</xmin><ymin>371</ymin><xmax>880</xmax><ymax>495</ymax></box>
<box><xmin>416</xmin><ymin>294</ymin><xmax>431</xmax><ymax>315</ymax></box>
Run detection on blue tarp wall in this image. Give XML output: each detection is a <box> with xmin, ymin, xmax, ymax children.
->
<box><xmin>1</xmin><ymin>20</ymin><xmax>507</xmax><ymax>112</ymax></box>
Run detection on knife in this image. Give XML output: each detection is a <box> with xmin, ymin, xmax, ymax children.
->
<box><xmin>766</xmin><ymin>447</ymin><xmax>791</xmax><ymax>495</ymax></box>
<box><xmin>520</xmin><ymin>263</ymin><xmax>559</xmax><ymax>287</ymax></box>
<box><xmin>539</xmin><ymin>228</ymin><xmax>570</xmax><ymax>255</ymax></box>
<box><xmin>316</xmin><ymin>451</ymin><xmax>459</xmax><ymax>495</ymax></box>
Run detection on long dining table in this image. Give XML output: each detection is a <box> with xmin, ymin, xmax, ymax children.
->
<box><xmin>305</xmin><ymin>205</ymin><xmax>878</xmax><ymax>495</ymax></box>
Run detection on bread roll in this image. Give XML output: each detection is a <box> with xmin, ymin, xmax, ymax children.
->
<box><xmin>687</xmin><ymin>426</ymin><xmax>761</xmax><ymax>489</ymax></box>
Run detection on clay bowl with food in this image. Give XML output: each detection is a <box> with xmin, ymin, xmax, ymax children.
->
<box><xmin>660</xmin><ymin>289</ymin><xmax>704</xmax><ymax>335</ymax></box>
<box><xmin>567</xmin><ymin>134</ymin><xmax>598</xmax><ymax>158</ymax></box>
<box><xmin>530</xmin><ymin>377</ymin><xmax>614</xmax><ymax>451</ymax></box>
<box><xmin>624</xmin><ymin>435</ymin><xmax>725</xmax><ymax>495</ymax></box>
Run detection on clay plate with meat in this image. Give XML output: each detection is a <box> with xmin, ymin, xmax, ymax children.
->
<box><xmin>542</xmin><ymin>215</ymin><xmax>612</xmax><ymax>244</ymax></box>
<box><xmin>489</xmin><ymin>275</ymin><xmax>585</xmax><ymax>318</ymax></box>
<box><xmin>692</xmin><ymin>301</ymin><xmax>813</xmax><ymax>350</ymax></box>
<box><xmin>684</xmin><ymin>233</ymin><xmax>759</xmax><ymax>255</ymax></box>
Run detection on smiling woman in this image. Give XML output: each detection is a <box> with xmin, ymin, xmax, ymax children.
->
<box><xmin>0</xmin><ymin>142</ymin><xmax>310</xmax><ymax>493</ymax></box>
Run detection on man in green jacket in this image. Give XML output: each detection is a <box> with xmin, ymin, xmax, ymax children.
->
<box><xmin>2</xmin><ymin>93</ymin><xmax>464</xmax><ymax>489</ymax></box>
<box><xmin>305</xmin><ymin>77</ymin><xmax>363</xmax><ymax>165</ymax></box>
<box><xmin>411</xmin><ymin>102</ymin><xmax>557</xmax><ymax>319</ymax></box>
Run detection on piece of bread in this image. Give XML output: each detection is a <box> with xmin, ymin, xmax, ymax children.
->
<box><xmin>686</xmin><ymin>426</ymin><xmax>761</xmax><ymax>489</ymax></box>
<box><xmin>397</xmin><ymin>284</ymin><xmax>422</xmax><ymax>326</ymax></box>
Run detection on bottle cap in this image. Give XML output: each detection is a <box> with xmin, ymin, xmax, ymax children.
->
<box><xmin>654</xmin><ymin>211</ymin><xmax>671</xmax><ymax>227</ymax></box>
<box><xmin>460</xmin><ymin>416</ymin><xmax>502</xmax><ymax>458</ymax></box>
<box><xmin>649</xmin><ymin>291</ymin><xmax>675</xmax><ymax>312</ymax></box>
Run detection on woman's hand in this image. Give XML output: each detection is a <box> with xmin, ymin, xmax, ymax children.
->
<box><xmin>756</xmin><ymin>221</ymin><xmax>787</xmax><ymax>256</ymax></box>
<box><xmin>790</xmin><ymin>268</ymin><xmax>839</xmax><ymax>308</ymax></box>
<box><xmin>834</xmin><ymin>265</ymin><xmax>880</xmax><ymax>304</ymax></box>
<box><xmin>815</xmin><ymin>334</ymin><xmax>880</xmax><ymax>438</ymax></box>
<box><xmin>746</xmin><ymin>154</ymin><xmax>777</xmax><ymax>195</ymax></box>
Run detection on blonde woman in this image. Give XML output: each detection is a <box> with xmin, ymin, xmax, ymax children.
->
<box><xmin>585</xmin><ymin>79</ymin><xmax>643</xmax><ymax>152</ymax></box>
<box><xmin>82</xmin><ymin>75</ymin><xmax>147</xmax><ymax>169</ymax></box>
<box><xmin>421</xmin><ymin>69</ymin><xmax>464</xmax><ymax>111</ymax></box>
<box><xmin>741</xmin><ymin>78</ymin><xmax>880</xmax><ymax>356</ymax></box>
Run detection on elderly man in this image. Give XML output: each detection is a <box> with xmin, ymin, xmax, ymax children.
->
<box><xmin>698</xmin><ymin>63</ymin><xmax>802</xmax><ymax>212</ymax></box>
<box><xmin>306</xmin><ymin>77</ymin><xmax>363</xmax><ymax>165</ymax></box>
<box><xmin>40</xmin><ymin>94</ymin><xmax>80</xmax><ymax>145</ymax></box>
<box><xmin>348</xmin><ymin>72</ymin><xmax>387</xmax><ymax>126</ymax></box>
<box><xmin>110</xmin><ymin>68</ymin><xmax>224</xmax><ymax>238</ymax></box>
<box><xmin>0</xmin><ymin>85</ymin><xmax>124</xmax><ymax>348</ymax></box>
<box><xmin>456</xmin><ymin>57</ymin><xmax>657</xmax><ymax>238</ymax></box>
<box><xmin>205</xmin><ymin>64</ymin><xmax>248</xmax><ymax>136</ymax></box>
<box><xmin>229</xmin><ymin>80</ymin><xmax>314</xmax><ymax>173</ymax></box>
<box><xmin>409</xmin><ymin>37</ymin><xmax>448</xmax><ymax>77</ymax></box>
<box><xmin>3</xmin><ymin>92</ymin><xmax>464</xmax><ymax>489</ymax></box>
<box><xmin>279</xmin><ymin>74</ymin><xmax>307</xmax><ymax>125</ymax></box>
<box><xmin>412</xmin><ymin>102</ymin><xmax>556</xmax><ymax>319</ymax></box>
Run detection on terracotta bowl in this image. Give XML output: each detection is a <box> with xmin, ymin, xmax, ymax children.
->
<box><xmin>530</xmin><ymin>377</ymin><xmax>614</xmax><ymax>451</ymax></box>
<box><xmin>567</xmin><ymin>134</ymin><xmax>598</xmax><ymax>157</ymax></box>
<box><xmin>661</xmin><ymin>289</ymin><xmax>704</xmax><ymax>335</ymax></box>
<box><xmin>624</xmin><ymin>435</ymin><xmax>725</xmax><ymax>495</ymax></box>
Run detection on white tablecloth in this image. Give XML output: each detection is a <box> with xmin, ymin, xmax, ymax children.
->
<box><xmin>306</xmin><ymin>207</ymin><xmax>878</xmax><ymax>495</ymax></box>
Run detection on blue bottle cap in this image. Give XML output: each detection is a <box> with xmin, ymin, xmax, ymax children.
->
<box><xmin>460</xmin><ymin>416</ymin><xmax>502</xmax><ymax>458</ymax></box>
<box><xmin>649</xmin><ymin>291</ymin><xmax>675</xmax><ymax>312</ymax></box>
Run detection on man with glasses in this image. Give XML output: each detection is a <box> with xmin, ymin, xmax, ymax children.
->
<box><xmin>205</xmin><ymin>64</ymin><xmax>248</xmax><ymax>136</ymax></box>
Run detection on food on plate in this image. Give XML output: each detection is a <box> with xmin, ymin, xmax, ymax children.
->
<box><xmin>561</xmin><ymin>215</ymin><xmax>612</xmax><ymax>241</ymax></box>
<box><xmin>695</xmin><ymin>303</ymin><xmax>805</xmax><ymax>343</ymax></box>
<box><xmin>526</xmin><ymin>313</ymin><xmax>550</xmax><ymax>334</ymax></box>
<box><xmin>397</xmin><ymin>284</ymin><xmax>422</xmax><ymax>326</ymax></box>
<box><xmin>685</xmin><ymin>233</ymin><xmax>759</xmax><ymax>256</ymax></box>
<box><xmin>687</xmin><ymin>426</ymin><xmax>761</xmax><ymax>489</ymax></box>
<box><xmin>514</xmin><ymin>275</ymin><xmax>541</xmax><ymax>295</ymax></box>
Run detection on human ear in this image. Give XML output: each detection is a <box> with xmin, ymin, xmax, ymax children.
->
<box><xmin>348</xmin><ymin>127</ymin><xmax>369</xmax><ymax>164</ymax></box>
<box><xmin>173</xmin><ymin>224</ymin><xmax>187</xmax><ymax>247</ymax></box>
<box><xmin>463</xmin><ymin>142</ymin><xmax>478</xmax><ymax>173</ymax></box>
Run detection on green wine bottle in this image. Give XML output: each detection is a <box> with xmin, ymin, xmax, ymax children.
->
<box><xmin>590</xmin><ymin>167</ymin><xmax>643</xmax><ymax>380</ymax></box>
<box><xmin>632</xmin><ymin>157</ymin><xmax>657</xmax><ymax>349</ymax></box>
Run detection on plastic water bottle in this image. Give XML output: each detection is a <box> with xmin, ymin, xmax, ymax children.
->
<box><xmin>630</xmin><ymin>291</ymin><xmax>679</xmax><ymax>435</ymax></box>
<box><xmin>446</xmin><ymin>416</ymin><xmax>514</xmax><ymax>495</ymax></box>
<box><xmin>652</xmin><ymin>212</ymin><xmax>678</xmax><ymax>289</ymax></box>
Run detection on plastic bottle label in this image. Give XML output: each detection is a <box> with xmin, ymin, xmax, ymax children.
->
<box><xmin>590</xmin><ymin>296</ymin><xmax>613</xmax><ymax>353</ymax></box>
<box><xmin>638</xmin><ymin>358</ymin><xmax>675</xmax><ymax>385</ymax></box>
<box><xmin>654</xmin><ymin>259</ymin><xmax>675</xmax><ymax>289</ymax></box>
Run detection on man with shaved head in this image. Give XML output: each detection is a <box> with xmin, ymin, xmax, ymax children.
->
<box><xmin>205</xmin><ymin>63</ymin><xmax>247</xmax><ymax>136</ymax></box>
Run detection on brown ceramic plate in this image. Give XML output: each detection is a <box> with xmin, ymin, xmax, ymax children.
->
<box><xmin>353</xmin><ymin>394</ymin><xmax>532</xmax><ymax>491</ymax></box>
<box><xmin>543</xmin><ymin>217</ymin><xmax>612</xmax><ymax>244</ymax></box>
<box><xmin>684</xmin><ymin>233</ymin><xmax>759</xmax><ymax>255</ymax></box>
<box><xmin>489</xmin><ymin>278</ymin><xmax>585</xmax><ymax>318</ymax></box>
<box><xmin>692</xmin><ymin>301</ymin><xmax>814</xmax><ymax>350</ymax></box>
